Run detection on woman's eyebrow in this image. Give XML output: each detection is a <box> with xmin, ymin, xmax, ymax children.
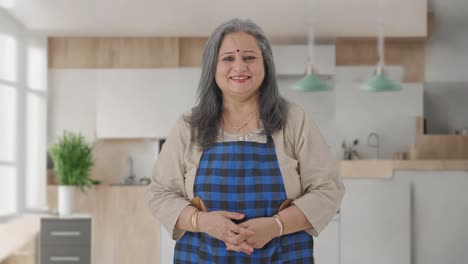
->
<box><xmin>220</xmin><ymin>51</ymin><xmax>235</xmax><ymax>56</ymax></box>
<box><xmin>220</xmin><ymin>50</ymin><xmax>258</xmax><ymax>56</ymax></box>
<box><xmin>241</xmin><ymin>50</ymin><xmax>258</xmax><ymax>54</ymax></box>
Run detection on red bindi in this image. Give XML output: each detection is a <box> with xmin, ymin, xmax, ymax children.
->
<box><xmin>236</xmin><ymin>49</ymin><xmax>240</xmax><ymax>52</ymax></box>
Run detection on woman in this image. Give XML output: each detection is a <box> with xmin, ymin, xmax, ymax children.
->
<box><xmin>145</xmin><ymin>18</ymin><xmax>345</xmax><ymax>263</ymax></box>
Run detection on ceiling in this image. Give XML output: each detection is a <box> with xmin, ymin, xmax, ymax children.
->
<box><xmin>3</xmin><ymin>0</ymin><xmax>427</xmax><ymax>41</ymax></box>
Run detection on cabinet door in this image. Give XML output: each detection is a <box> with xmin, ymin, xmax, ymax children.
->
<box><xmin>96</xmin><ymin>68</ymin><xmax>200</xmax><ymax>138</ymax></box>
<box><xmin>49</xmin><ymin>70</ymin><xmax>98</xmax><ymax>141</ymax></box>
<box><xmin>314</xmin><ymin>215</ymin><xmax>340</xmax><ymax>264</ymax></box>
<box><xmin>340</xmin><ymin>178</ymin><xmax>410</xmax><ymax>264</ymax></box>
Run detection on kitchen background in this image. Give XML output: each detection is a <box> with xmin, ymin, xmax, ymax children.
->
<box><xmin>1</xmin><ymin>0</ymin><xmax>468</xmax><ymax>264</ymax></box>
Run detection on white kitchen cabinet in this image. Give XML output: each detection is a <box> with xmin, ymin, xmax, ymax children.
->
<box><xmin>48</xmin><ymin>70</ymin><xmax>98</xmax><ymax>142</ymax></box>
<box><xmin>395</xmin><ymin>171</ymin><xmax>468</xmax><ymax>264</ymax></box>
<box><xmin>340</xmin><ymin>178</ymin><xmax>410</xmax><ymax>264</ymax></box>
<box><xmin>314</xmin><ymin>214</ymin><xmax>340</xmax><ymax>264</ymax></box>
<box><xmin>96</xmin><ymin>68</ymin><xmax>200</xmax><ymax>138</ymax></box>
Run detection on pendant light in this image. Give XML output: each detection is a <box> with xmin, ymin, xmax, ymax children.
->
<box><xmin>292</xmin><ymin>0</ymin><xmax>332</xmax><ymax>92</ymax></box>
<box><xmin>360</xmin><ymin>0</ymin><xmax>402</xmax><ymax>92</ymax></box>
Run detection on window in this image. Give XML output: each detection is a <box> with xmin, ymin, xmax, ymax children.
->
<box><xmin>25</xmin><ymin>92</ymin><xmax>47</xmax><ymax>208</ymax></box>
<box><xmin>0</xmin><ymin>167</ymin><xmax>17</xmax><ymax>215</ymax></box>
<box><xmin>0</xmin><ymin>33</ymin><xmax>18</xmax><ymax>218</ymax></box>
<box><xmin>0</xmin><ymin>84</ymin><xmax>16</xmax><ymax>162</ymax></box>
<box><xmin>0</xmin><ymin>33</ymin><xmax>16</xmax><ymax>82</ymax></box>
<box><xmin>0</xmin><ymin>17</ymin><xmax>47</xmax><ymax>219</ymax></box>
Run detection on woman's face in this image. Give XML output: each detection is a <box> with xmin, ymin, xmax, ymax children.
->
<box><xmin>215</xmin><ymin>32</ymin><xmax>265</xmax><ymax>101</ymax></box>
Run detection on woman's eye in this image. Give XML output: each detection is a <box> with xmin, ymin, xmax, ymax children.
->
<box><xmin>222</xmin><ymin>57</ymin><xmax>234</xmax><ymax>61</ymax></box>
<box><xmin>244</xmin><ymin>56</ymin><xmax>256</xmax><ymax>61</ymax></box>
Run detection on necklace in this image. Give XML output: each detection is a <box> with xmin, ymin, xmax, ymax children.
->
<box><xmin>223</xmin><ymin>109</ymin><xmax>259</xmax><ymax>133</ymax></box>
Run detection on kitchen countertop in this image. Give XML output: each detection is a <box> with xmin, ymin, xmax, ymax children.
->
<box><xmin>47</xmin><ymin>160</ymin><xmax>468</xmax><ymax>184</ymax></box>
<box><xmin>338</xmin><ymin>160</ymin><xmax>468</xmax><ymax>178</ymax></box>
<box><xmin>108</xmin><ymin>183</ymin><xmax>149</xmax><ymax>187</ymax></box>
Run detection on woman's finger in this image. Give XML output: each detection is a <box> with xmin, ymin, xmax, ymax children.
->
<box><xmin>221</xmin><ymin>211</ymin><xmax>245</xmax><ymax>220</ymax></box>
<box><xmin>225</xmin><ymin>227</ymin><xmax>251</xmax><ymax>245</ymax></box>
<box><xmin>230</xmin><ymin>224</ymin><xmax>255</xmax><ymax>237</ymax></box>
<box><xmin>236</xmin><ymin>226</ymin><xmax>255</xmax><ymax>237</ymax></box>
<box><xmin>227</xmin><ymin>226</ymin><xmax>255</xmax><ymax>244</ymax></box>
<box><xmin>226</xmin><ymin>242</ymin><xmax>254</xmax><ymax>255</ymax></box>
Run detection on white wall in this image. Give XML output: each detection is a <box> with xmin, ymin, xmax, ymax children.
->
<box><xmin>48</xmin><ymin>69</ymin><xmax>160</xmax><ymax>184</ymax></box>
<box><xmin>278</xmin><ymin>66</ymin><xmax>423</xmax><ymax>160</ymax></box>
<box><xmin>50</xmin><ymin>66</ymin><xmax>423</xmax><ymax>163</ymax></box>
<box><xmin>424</xmin><ymin>82</ymin><xmax>468</xmax><ymax>134</ymax></box>
<box><xmin>423</xmin><ymin>0</ymin><xmax>468</xmax><ymax>134</ymax></box>
<box><xmin>425</xmin><ymin>0</ymin><xmax>468</xmax><ymax>82</ymax></box>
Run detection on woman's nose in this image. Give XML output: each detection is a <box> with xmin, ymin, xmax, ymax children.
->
<box><xmin>233</xmin><ymin>59</ymin><xmax>247</xmax><ymax>72</ymax></box>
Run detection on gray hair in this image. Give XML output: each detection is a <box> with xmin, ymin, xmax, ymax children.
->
<box><xmin>185</xmin><ymin>18</ymin><xmax>289</xmax><ymax>149</ymax></box>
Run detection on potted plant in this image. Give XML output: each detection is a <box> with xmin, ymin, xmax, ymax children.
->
<box><xmin>49</xmin><ymin>131</ymin><xmax>100</xmax><ymax>216</ymax></box>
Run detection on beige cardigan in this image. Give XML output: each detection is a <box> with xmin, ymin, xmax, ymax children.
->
<box><xmin>144</xmin><ymin>104</ymin><xmax>345</xmax><ymax>240</ymax></box>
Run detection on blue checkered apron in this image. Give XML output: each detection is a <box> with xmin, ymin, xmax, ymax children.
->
<box><xmin>174</xmin><ymin>136</ymin><xmax>314</xmax><ymax>263</ymax></box>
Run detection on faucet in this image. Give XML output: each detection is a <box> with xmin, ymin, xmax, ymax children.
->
<box><xmin>367</xmin><ymin>132</ymin><xmax>380</xmax><ymax>159</ymax></box>
<box><xmin>124</xmin><ymin>156</ymin><xmax>136</xmax><ymax>184</ymax></box>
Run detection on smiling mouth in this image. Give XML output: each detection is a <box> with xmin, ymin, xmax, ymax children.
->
<box><xmin>229</xmin><ymin>76</ymin><xmax>251</xmax><ymax>83</ymax></box>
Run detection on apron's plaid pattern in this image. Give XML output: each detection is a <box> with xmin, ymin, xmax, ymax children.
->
<box><xmin>174</xmin><ymin>136</ymin><xmax>314</xmax><ymax>263</ymax></box>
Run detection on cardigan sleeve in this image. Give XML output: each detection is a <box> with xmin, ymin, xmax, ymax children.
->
<box><xmin>288</xmin><ymin>105</ymin><xmax>345</xmax><ymax>237</ymax></box>
<box><xmin>144</xmin><ymin>116</ymin><xmax>191</xmax><ymax>240</ymax></box>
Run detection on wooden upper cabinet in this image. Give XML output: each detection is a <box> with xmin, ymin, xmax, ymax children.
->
<box><xmin>336</xmin><ymin>38</ymin><xmax>425</xmax><ymax>82</ymax></box>
<box><xmin>48</xmin><ymin>36</ymin><xmax>425</xmax><ymax>82</ymax></box>
<box><xmin>178</xmin><ymin>37</ymin><xmax>207</xmax><ymax>67</ymax></box>
<box><xmin>49</xmin><ymin>37</ymin><xmax>181</xmax><ymax>68</ymax></box>
<box><xmin>96</xmin><ymin>37</ymin><xmax>180</xmax><ymax>68</ymax></box>
<box><xmin>49</xmin><ymin>37</ymin><xmax>99</xmax><ymax>68</ymax></box>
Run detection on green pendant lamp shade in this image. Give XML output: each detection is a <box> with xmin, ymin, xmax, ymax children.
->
<box><xmin>360</xmin><ymin>66</ymin><xmax>402</xmax><ymax>92</ymax></box>
<box><xmin>292</xmin><ymin>67</ymin><xmax>332</xmax><ymax>92</ymax></box>
<box><xmin>292</xmin><ymin>0</ymin><xmax>332</xmax><ymax>92</ymax></box>
<box><xmin>360</xmin><ymin>0</ymin><xmax>402</xmax><ymax>92</ymax></box>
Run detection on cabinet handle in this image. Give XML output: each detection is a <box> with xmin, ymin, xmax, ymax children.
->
<box><xmin>50</xmin><ymin>231</ymin><xmax>81</xmax><ymax>237</ymax></box>
<box><xmin>50</xmin><ymin>256</ymin><xmax>80</xmax><ymax>262</ymax></box>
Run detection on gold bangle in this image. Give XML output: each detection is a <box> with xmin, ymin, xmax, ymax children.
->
<box><xmin>272</xmin><ymin>216</ymin><xmax>283</xmax><ymax>236</ymax></box>
<box><xmin>194</xmin><ymin>210</ymin><xmax>199</xmax><ymax>232</ymax></box>
<box><xmin>191</xmin><ymin>209</ymin><xmax>199</xmax><ymax>232</ymax></box>
<box><xmin>274</xmin><ymin>213</ymin><xmax>285</xmax><ymax>235</ymax></box>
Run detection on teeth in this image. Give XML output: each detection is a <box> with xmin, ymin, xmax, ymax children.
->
<box><xmin>231</xmin><ymin>76</ymin><xmax>249</xmax><ymax>80</ymax></box>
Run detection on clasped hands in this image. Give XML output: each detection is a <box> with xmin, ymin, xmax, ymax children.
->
<box><xmin>197</xmin><ymin>211</ymin><xmax>280</xmax><ymax>255</ymax></box>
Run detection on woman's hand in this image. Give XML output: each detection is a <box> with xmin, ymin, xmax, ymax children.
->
<box><xmin>227</xmin><ymin>217</ymin><xmax>279</xmax><ymax>249</ymax></box>
<box><xmin>198</xmin><ymin>211</ymin><xmax>255</xmax><ymax>254</ymax></box>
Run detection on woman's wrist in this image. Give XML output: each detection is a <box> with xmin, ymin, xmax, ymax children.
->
<box><xmin>191</xmin><ymin>209</ymin><xmax>200</xmax><ymax>232</ymax></box>
<box><xmin>270</xmin><ymin>216</ymin><xmax>284</xmax><ymax>238</ymax></box>
<box><xmin>196</xmin><ymin>211</ymin><xmax>207</xmax><ymax>233</ymax></box>
<box><xmin>273</xmin><ymin>214</ymin><xmax>285</xmax><ymax>236</ymax></box>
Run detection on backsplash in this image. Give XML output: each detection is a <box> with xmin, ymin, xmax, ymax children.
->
<box><xmin>89</xmin><ymin>139</ymin><xmax>159</xmax><ymax>184</ymax></box>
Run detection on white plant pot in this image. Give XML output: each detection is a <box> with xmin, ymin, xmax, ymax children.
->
<box><xmin>58</xmin><ymin>185</ymin><xmax>75</xmax><ymax>216</ymax></box>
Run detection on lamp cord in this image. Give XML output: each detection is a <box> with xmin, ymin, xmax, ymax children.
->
<box><xmin>307</xmin><ymin>0</ymin><xmax>316</xmax><ymax>69</ymax></box>
<box><xmin>378</xmin><ymin>0</ymin><xmax>385</xmax><ymax>69</ymax></box>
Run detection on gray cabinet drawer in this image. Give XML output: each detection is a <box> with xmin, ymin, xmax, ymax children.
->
<box><xmin>41</xmin><ymin>246</ymin><xmax>90</xmax><ymax>264</ymax></box>
<box><xmin>41</xmin><ymin>219</ymin><xmax>91</xmax><ymax>246</ymax></box>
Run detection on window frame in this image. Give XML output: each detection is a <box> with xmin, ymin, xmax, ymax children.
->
<box><xmin>0</xmin><ymin>24</ymin><xmax>47</xmax><ymax>222</ymax></box>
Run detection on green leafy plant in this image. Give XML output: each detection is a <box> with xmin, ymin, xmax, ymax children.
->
<box><xmin>49</xmin><ymin>131</ymin><xmax>100</xmax><ymax>190</ymax></box>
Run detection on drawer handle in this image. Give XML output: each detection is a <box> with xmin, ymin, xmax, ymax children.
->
<box><xmin>50</xmin><ymin>256</ymin><xmax>80</xmax><ymax>262</ymax></box>
<box><xmin>50</xmin><ymin>231</ymin><xmax>81</xmax><ymax>237</ymax></box>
